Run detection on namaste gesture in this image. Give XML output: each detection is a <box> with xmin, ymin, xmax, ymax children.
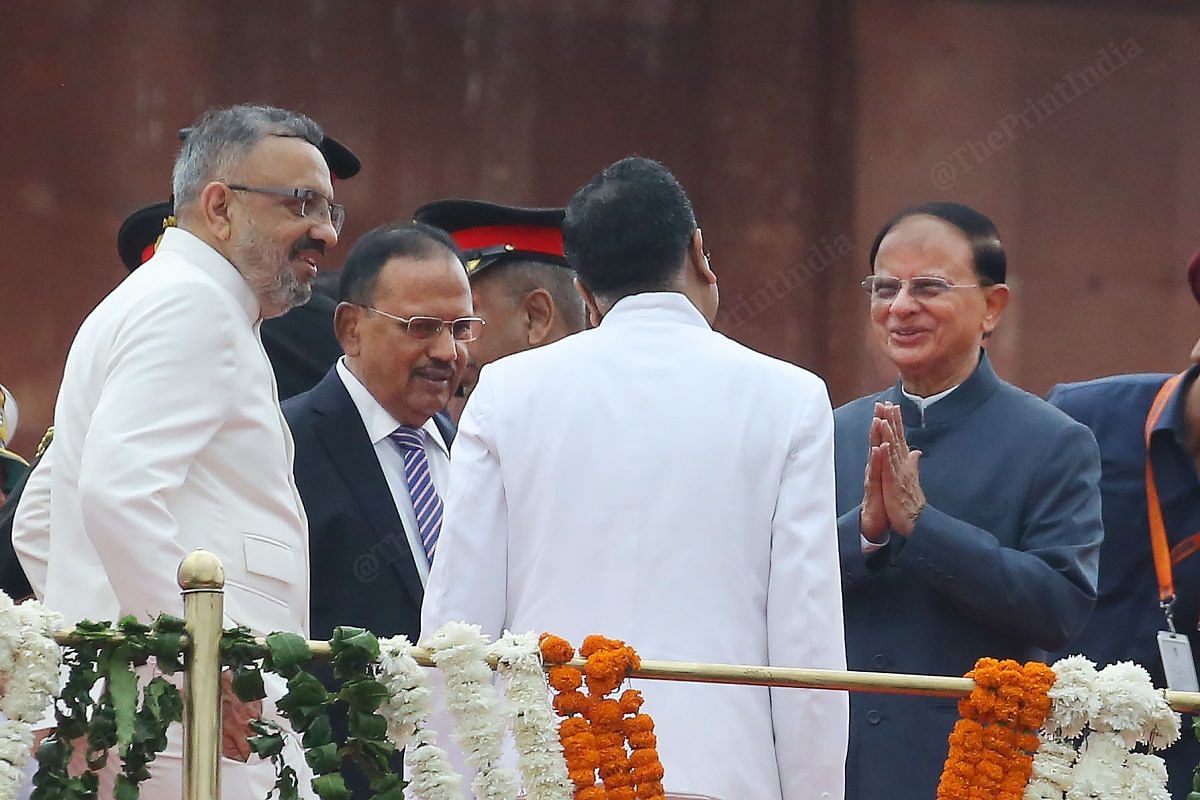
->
<box><xmin>860</xmin><ymin>401</ymin><xmax>926</xmax><ymax>542</ymax></box>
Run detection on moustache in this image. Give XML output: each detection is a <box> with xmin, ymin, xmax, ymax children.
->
<box><xmin>413</xmin><ymin>362</ymin><xmax>457</xmax><ymax>382</ymax></box>
<box><xmin>288</xmin><ymin>237</ymin><xmax>326</xmax><ymax>259</ymax></box>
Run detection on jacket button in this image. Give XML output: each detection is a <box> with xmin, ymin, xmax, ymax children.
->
<box><xmin>866</xmin><ymin>710</ymin><xmax>882</xmax><ymax>725</ymax></box>
<box><xmin>872</xmin><ymin>654</ymin><xmax>887</xmax><ymax>669</ymax></box>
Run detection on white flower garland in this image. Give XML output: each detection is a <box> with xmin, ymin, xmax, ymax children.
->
<box><xmin>377</xmin><ymin>635</ymin><xmax>462</xmax><ymax>800</ymax></box>
<box><xmin>0</xmin><ymin>592</ymin><xmax>62</xmax><ymax>800</ymax></box>
<box><xmin>1025</xmin><ymin>656</ymin><xmax>1179</xmax><ymax>800</ymax></box>
<box><xmin>490</xmin><ymin>632</ymin><xmax>571</xmax><ymax>800</ymax></box>
<box><xmin>423</xmin><ymin>622</ymin><xmax>521</xmax><ymax>800</ymax></box>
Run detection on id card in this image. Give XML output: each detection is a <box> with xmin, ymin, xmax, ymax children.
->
<box><xmin>1158</xmin><ymin>630</ymin><xmax>1199</xmax><ymax>692</ymax></box>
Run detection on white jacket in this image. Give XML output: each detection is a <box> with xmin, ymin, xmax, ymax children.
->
<box><xmin>422</xmin><ymin>292</ymin><xmax>848</xmax><ymax>800</ymax></box>
<box><xmin>15</xmin><ymin>227</ymin><xmax>309</xmax><ymax>637</ymax></box>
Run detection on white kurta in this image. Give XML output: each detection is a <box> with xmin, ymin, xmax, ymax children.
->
<box><xmin>15</xmin><ymin>227</ymin><xmax>313</xmax><ymax>799</ymax></box>
<box><xmin>422</xmin><ymin>292</ymin><xmax>848</xmax><ymax>800</ymax></box>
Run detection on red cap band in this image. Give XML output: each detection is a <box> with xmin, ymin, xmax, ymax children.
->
<box><xmin>450</xmin><ymin>224</ymin><xmax>564</xmax><ymax>258</ymax></box>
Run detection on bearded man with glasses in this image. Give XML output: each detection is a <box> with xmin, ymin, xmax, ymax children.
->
<box><xmin>833</xmin><ymin>202</ymin><xmax>1104</xmax><ymax>800</ymax></box>
<box><xmin>281</xmin><ymin>221</ymin><xmax>473</xmax><ymax>799</ymax></box>
<box><xmin>14</xmin><ymin>103</ymin><xmax>340</xmax><ymax>800</ymax></box>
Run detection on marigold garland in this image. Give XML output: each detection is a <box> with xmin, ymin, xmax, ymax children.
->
<box><xmin>935</xmin><ymin>658</ymin><xmax>1056</xmax><ymax>800</ymax></box>
<box><xmin>539</xmin><ymin>633</ymin><xmax>666</xmax><ymax>800</ymax></box>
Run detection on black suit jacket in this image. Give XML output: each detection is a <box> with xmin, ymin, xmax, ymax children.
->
<box><xmin>283</xmin><ymin>366</ymin><xmax>455</xmax><ymax>644</ymax></box>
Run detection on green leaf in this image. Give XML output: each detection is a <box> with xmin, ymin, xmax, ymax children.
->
<box><xmin>312</xmin><ymin>772</ymin><xmax>352</xmax><ymax>800</ymax></box>
<box><xmin>347</xmin><ymin>709</ymin><xmax>387</xmax><ymax>741</ymax></box>
<box><xmin>330</xmin><ymin>627</ymin><xmax>380</xmax><ymax>679</ymax></box>
<box><xmin>149</xmin><ymin>630</ymin><xmax>183</xmax><ymax>675</ymax></box>
<box><xmin>114</xmin><ymin>774</ymin><xmax>140</xmax><ymax>800</ymax></box>
<box><xmin>231</xmin><ymin>666</ymin><xmax>266</xmax><ymax>702</ymax></box>
<box><xmin>369</xmin><ymin>773</ymin><xmax>408</xmax><ymax>800</ymax></box>
<box><xmin>265</xmin><ymin>632</ymin><xmax>313</xmax><ymax>676</ymax></box>
<box><xmin>281</xmin><ymin>671</ymin><xmax>329</xmax><ymax>711</ymax></box>
<box><xmin>339</xmin><ymin>679</ymin><xmax>389</xmax><ymax>712</ymax></box>
<box><xmin>302</xmin><ymin>715</ymin><xmax>334</xmax><ymax>748</ymax></box>
<box><xmin>153</xmin><ymin>613</ymin><xmax>186</xmax><ymax>633</ymax></box>
<box><xmin>107</xmin><ymin>644</ymin><xmax>139</xmax><ymax>753</ymax></box>
<box><xmin>249</xmin><ymin>732</ymin><xmax>285</xmax><ymax>759</ymax></box>
<box><xmin>305</xmin><ymin>742</ymin><xmax>341</xmax><ymax>774</ymax></box>
<box><xmin>276</xmin><ymin>765</ymin><xmax>300</xmax><ymax>800</ymax></box>
<box><xmin>142</xmin><ymin>678</ymin><xmax>183</xmax><ymax>725</ymax></box>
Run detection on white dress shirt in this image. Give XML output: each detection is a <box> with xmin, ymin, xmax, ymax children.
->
<box><xmin>334</xmin><ymin>357</ymin><xmax>449</xmax><ymax>583</ymax></box>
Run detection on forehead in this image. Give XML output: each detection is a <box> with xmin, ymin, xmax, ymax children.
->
<box><xmin>238</xmin><ymin>135</ymin><xmax>333</xmax><ymax>196</ymax></box>
<box><xmin>373</xmin><ymin>252</ymin><xmax>472</xmax><ymax>312</ymax></box>
<box><xmin>874</xmin><ymin>215</ymin><xmax>974</xmax><ymax>278</ymax></box>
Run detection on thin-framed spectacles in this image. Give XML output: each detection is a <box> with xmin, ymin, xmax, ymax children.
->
<box><xmin>357</xmin><ymin>305</ymin><xmax>485</xmax><ymax>342</ymax></box>
<box><xmin>225</xmin><ymin>184</ymin><xmax>346</xmax><ymax>234</ymax></box>
<box><xmin>861</xmin><ymin>275</ymin><xmax>988</xmax><ymax>303</ymax></box>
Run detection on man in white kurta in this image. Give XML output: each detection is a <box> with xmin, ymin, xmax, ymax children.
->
<box><xmin>422</xmin><ymin>156</ymin><xmax>848</xmax><ymax>800</ymax></box>
<box><xmin>13</xmin><ymin>104</ymin><xmax>341</xmax><ymax>799</ymax></box>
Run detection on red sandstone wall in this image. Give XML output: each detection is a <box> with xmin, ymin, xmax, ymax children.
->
<box><xmin>2</xmin><ymin>0</ymin><xmax>1197</xmax><ymax>458</ymax></box>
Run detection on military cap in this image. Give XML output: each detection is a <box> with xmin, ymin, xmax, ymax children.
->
<box><xmin>117</xmin><ymin>134</ymin><xmax>361</xmax><ymax>271</ymax></box>
<box><xmin>412</xmin><ymin>199</ymin><xmax>567</xmax><ymax>276</ymax></box>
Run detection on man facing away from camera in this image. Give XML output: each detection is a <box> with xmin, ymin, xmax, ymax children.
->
<box><xmin>422</xmin><ymin>156</ymin><xmax>848</xmax><ymax>800</ymax></box>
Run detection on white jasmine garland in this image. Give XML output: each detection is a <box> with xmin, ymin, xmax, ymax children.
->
<box><xmin>1028</xmin><ymin>656</ymin><xmax>1175</xmax><ymax>800</ymax></box>
<box><xmin>1044</xmin><ymin>655</ymin><xmax>1100</xmax><ymax>739</ymax></box>
<box><xmin>376</xmin><ymin>635</ymin><xmax>462</xmax><ymax>800</ymax></box>
<box><xmin>0</xmin><ymin>596</ymin><xmax>62</xmax><ymax>800</ymax></box>
<box><xmin>490</xmin><ymin>631</ymin><xmax>571</xmax><ymax>800</ymax></box>
<box><xmin>1091</xmin><ymin>662</ymin><xmax>1179</xmax><ymax>750</ymax></box>
<box><xmin>424</xmin><ymin>622</ymin><xmax>520</xmax><ymax>800</ymax></box>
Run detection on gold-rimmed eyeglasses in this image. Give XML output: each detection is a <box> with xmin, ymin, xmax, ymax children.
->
<box><xmin>861</xmin><ymin>275</ymin><xmax>988</xmax><ymax>303</ymax></box>
<box><xmin>357</xmin><ymin>305</ymin><xmax>485</xmax><ymax>342</ymax></box>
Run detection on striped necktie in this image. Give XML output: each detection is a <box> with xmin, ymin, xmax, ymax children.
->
<box><xmin>388</xmin><ymin>425</ymin><xmax>442</xmax><ymax>564</ymax></box>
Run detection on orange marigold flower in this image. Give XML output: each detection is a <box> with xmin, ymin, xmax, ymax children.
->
<box><xmin>540</xmin><ymin>633</ymin><xmax>575</xmax><ymax>664</ymax></box>
<box><xmin>609</xmin><ymin>788</ymin><xmax>636</xmax><ymax>800</ymax></box>
<box><xmin>549</xmin><ymin>666</ymin><xmax>583</xmax><ymax>691</ymax></box>
<box><xmin>554</xmin><ymin>691</ymin><xmax>589</xmax><ymax>716</ymax></box>
<box><xmin>619</xmin><ymin>689</ymin><xmax>644</xmax><ymax>714</ymax></box>
<box><xmin>578</xmin><ymin>786</ymin><xmax>607</xmax><ymax>800</ymax></box>
<box><xmin>632</xmin><ymin>763</ymin><xmax>666</xmax><ymax>783</ymax></box>
<box><xmin>569</xmin><ymin>767</ymin><xmax>597</xmax><ymax>787</ymax></box>
<box><xmin>629</xmin><ymin>749</ymin><xmax>659</xmax><ymax>768</ymax></box>
<box><xmin>560</xmin><ymin>717</ymin><xmax>590</xmax><ymax>738</ymax></box>
<box><xmin>594</xmin><ymin>731</ymin><xmax>625</xmax><ymax>749</ymax></box>
<box><xmin>624</xmin><ymin>715</ymin><xmax>654</xmax><ymax>734</ymax></box>
<box><xmin>580</xmin><ymin>634</ymin><xmax>624</xmax><ymax>657</ymax></box>
<box><xmin>628</xmin><ymin>731</ymin><xmax>657</xmax><ymax>749</ymax></box>
<box><xmin>636</xmin><ymin>782</ymin><xmax>665</xmax><ymax>800</ymax></box>
<box><xmin>589</xmin><ymin>699</ymin><xmax>624</xmax><ymax>727</ymax></box>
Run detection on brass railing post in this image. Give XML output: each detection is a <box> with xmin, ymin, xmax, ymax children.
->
<box><xmin>178</xmin><ymin>550</ymin><xmax>225</xmax><ymax>800</ymax></box>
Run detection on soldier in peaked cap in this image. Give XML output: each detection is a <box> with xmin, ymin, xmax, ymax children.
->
<box><xmin>413</xmin><ymin>200</ymin><xmax>586</xmax><ymax>412</ymax></box>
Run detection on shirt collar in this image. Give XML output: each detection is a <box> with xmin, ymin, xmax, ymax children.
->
<box><xmin>1151</xmin><ymin>362</ymin><xmax>1200</xmax><ymax>445</ymax></box>
<box><xmin>335</xmin><ymin>358</ymin><xmax>450</xmax><ymax>455</ymax></box>
<box><xmin>600</xmin><ymin>292</ymin><xmax>711</xmax><ymax>330</ymax></box>
<box><xmin>888</xmin><ymin>349</ymin><xmax>1001</xmax><ymax>428</ymax></box>
<box><xmin>900</xmin><ymin>382</ymin><xmax>960</xmax><ymax>411</ymax></box>
<box><xmin>153</xmin><ymin>227</ymin><xmax>261</xmax><ymax>323</ymax></box>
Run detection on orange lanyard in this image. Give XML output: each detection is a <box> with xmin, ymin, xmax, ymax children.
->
<box><xmin>1145</xmin><ymin>373</ymin><xmax>1189</xmax><ymax>630</ymax></box>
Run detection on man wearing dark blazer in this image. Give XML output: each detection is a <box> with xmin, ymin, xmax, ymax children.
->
<box><xmin>284</xmin><ymin>221</ymin><xmax>474</xmax><ymax>649</ymax></box>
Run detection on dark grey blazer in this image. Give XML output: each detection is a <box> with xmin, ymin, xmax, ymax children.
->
<box><xmin>834</xmin><ymin>352</ymin><xmax>1103</xmax><ymax>800</ymax></box>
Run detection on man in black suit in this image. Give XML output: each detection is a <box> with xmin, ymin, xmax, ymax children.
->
<box><xmin>283</xmin><ymin>221</ymin><xmax>475</xmax><ymax>650</ymax></box>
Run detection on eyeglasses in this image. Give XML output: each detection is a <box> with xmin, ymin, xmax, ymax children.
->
<box><xmin>358</xmin><ymin>305</ymin><xmax>485</xmax><ymax>342</ymax></box>
<box><xmin>861</xmin><ymin>275</ymin><xmax>987</xmax><ymax>303</ymax></box>
<box><xmin>225</xmin><ymin>184</ymin><xmax>346</xmax><ymax>234</ymax></box>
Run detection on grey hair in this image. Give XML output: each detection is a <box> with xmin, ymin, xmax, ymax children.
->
<box><xmin>171</xmin><ymin>104</ymin><xmax>324</xmax><ymax>211</ymax></box>
<box><xmin>483</xmin><ymin>259</ymin><xmax>587</xmax><ymax>333</ymax></box>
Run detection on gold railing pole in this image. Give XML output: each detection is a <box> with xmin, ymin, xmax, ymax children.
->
<box><xmin>178</xmin><ymin>550</ymin><xmax>225</xmax><ymax>800</ymax></box>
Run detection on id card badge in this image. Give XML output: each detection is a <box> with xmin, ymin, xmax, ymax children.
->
<box><xmin>1158</xmin><ymin>630</ymin><xmax>1200</xmax><ymax>692</ymax></box>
